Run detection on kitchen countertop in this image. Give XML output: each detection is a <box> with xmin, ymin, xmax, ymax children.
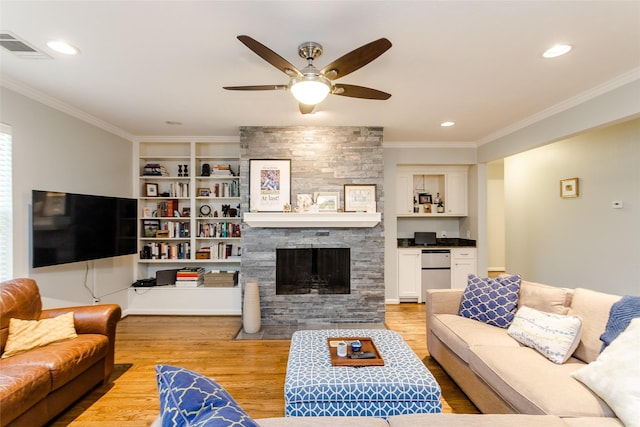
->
<box><xmin>397</xmin><ymin>238</ymin><xmax>476</xmax><ymax>248</ymax></box>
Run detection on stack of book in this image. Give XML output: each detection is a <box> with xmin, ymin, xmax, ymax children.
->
<box><xmin>212</xmin><ymin>165</ymin><xmax>233</xmax><ymax>176</ymax></box>
<box><xmin>175</xmin><ymin>267</ymin><xmax>205</xmax><ymax>287</ymax></box>
<box><xmin>143</xmin><ymin>163</ymin><xmax>169</xmax><ymax>176</ymax></box>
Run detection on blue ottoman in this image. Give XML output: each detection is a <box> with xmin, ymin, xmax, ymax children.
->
<box><xmin>285</xmin><ymin>329</ymin><xmax>442</xmax><ymax>418</ymax></box>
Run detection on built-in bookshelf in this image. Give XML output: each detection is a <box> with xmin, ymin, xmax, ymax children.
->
<box><xmin>133</xmin><ymin>138</ymin><xmax>242</xmax><ymax>314</ymax></box>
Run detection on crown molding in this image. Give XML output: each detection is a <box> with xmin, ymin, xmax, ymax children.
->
<box><xmin>1</xmin><ymin>75</ymin><xmax>135</xmax><ymax>141</ymax></box>
<box><xmin>383</xmin><ymin>141</ymin><xmax>476</xmax><ymax>149</ymax></box>
<box><xmin>135</xmin><ymin>136</ymin><xmax>240</xmax><ymax>143</ymax></box>
<box><xmin>477</xmin><ymin>67</ymin><xmax>640</xmax><ymax>146</ymax></box>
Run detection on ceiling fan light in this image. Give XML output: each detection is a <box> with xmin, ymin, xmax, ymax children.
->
<box><xmin>290</xmin><ymin>76</ymin><xmax>331</xmax><ymax>105</ymax></box>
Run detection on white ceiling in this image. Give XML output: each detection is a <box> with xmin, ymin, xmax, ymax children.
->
<box><xmin>1</xmin><ymin>1</ymin><xmax>639</xmax><ymax>143</ymax></box>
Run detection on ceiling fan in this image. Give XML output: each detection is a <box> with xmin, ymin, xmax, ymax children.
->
<box><xmin>223</xmin><ymin>35</ymin><xmax>392</xmax><ymax>114</ymax></box>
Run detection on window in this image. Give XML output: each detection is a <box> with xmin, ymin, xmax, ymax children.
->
<box><xmin>0</xmin><ymin>125</ymin><xmax>12</xmax><ymax>280</ymax></box>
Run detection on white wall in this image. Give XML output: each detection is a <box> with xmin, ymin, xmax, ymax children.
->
<box><xmin>504</xmin><ymin>119</ymin><xmax>640</xmax><ymax>295</ymax></box>
<box><xmin>487</xmin><ymin>160</ymin><xmax>505</xmax><ymax>271</ymax></box>
<box><xmin>1</xmin><ymin>87</ymin><xmax>135</xmax><ymax>308</ymax></box>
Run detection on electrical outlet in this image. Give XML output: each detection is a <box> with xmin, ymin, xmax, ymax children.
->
<box><xmin>441</xmin><ymin>231</ymin><xmax>447</xmax><ymax>238</ymax></box>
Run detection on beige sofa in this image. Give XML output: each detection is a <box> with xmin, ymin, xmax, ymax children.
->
<box><xmin>426</xmin><ymin>279</ymin><xmax>623</xmax><ymax>423</ymax></box>
<box><xmin>154</xmin><ymin>413</ymin><xmax>622</xmax><ymax>426</ymax></box>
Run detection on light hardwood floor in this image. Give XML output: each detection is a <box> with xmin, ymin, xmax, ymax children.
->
<box><xmin>51</xmin><ymin>303</ymin><xmax>478</xmax><ymax>426</ymax></box>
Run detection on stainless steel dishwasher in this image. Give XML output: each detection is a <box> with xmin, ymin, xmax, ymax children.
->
<box><xmin>421</xmin><ymin>249</ymin><xmax>451</xmax><ymax>298</ymax></box>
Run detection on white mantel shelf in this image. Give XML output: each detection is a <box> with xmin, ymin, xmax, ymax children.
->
<box><xmin>243</xmin><ymin>212</ymin><xmax>381</xmax><ymax>228</ymax></box>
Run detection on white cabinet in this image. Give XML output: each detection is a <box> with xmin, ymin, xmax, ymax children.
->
<box><xmin>395</xmin><ymin>172</ymin><xmax>413</xmax><ymax>215</ymax></box>
<box><xmin>397</xmin><ymin>249</ymin><xmax>422</xmax><ymax>302</ymax></box>
<box><xmin>445</xmin><ymin>171</ymin><xmax>468</xmax><ymax>216</ymax></box>
<box><xmin>396</xmin><ymin>166</ymin><xmax>468</xmax><ymax>217</ymax></box>
<box><xmin>451</xmin><ymin>248</ymin><xmax>477</xmax><ymax>289</ymax></box>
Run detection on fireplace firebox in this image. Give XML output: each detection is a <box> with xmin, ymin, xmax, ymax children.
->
<box><xmin>276</xmin><ymin>248</ymin><xmax>350</xmax><ymax>295</ymax></box>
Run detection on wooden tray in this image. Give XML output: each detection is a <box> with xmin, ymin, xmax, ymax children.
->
<box><xmin>327</xmin><ymin>337</ymin><xmax>384</xmax><ymax>367</ymax></box>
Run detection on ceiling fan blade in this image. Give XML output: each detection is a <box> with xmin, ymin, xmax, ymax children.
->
<box><xmin>321</xmin><ymin>38</ymin><xmax>391</xmax><ymax>80</ymax></box>
<box><xmin>223</xmin><ymin>85</ymin><xmax>288</xmax><ymax>91</ymax></box>
<box><xmin>237</xmin><ymin>35</ymin><xmax>301</xmax><ymax>77</ymax></box>
<box><xmin>299</xmin><ymin>103</ymin><xmax>315</xmax><ymax>114</ymax></box>
<box><xmin>333</xmin><ymin>84</ymin><xmax>391</xmax><ymax>100</ymax></box>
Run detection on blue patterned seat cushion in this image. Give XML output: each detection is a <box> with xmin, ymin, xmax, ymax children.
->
<box><xmin>458</xmin><ymin>274</ymin><xmax>522</xmax><ymax>328</ymax></box>
<box><xmin>600</xmin><ymin>295</ymin><xmax>640</xmax><ymax>350</ymax></box>
<box><xmin>155</xmin><ymin>364</ymin><xmax>259</xmax><ymax>427</ymax></box>
<box><xmin>285</xmin><ymin>329</ymin><xmax>442</xmax><ymax>418</ymax></box>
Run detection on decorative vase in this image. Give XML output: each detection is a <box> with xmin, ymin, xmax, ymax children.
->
<box><xmin>243</xmin><ymin>280</ymin><xmax>261</xmax><ymax>333</ymax></box>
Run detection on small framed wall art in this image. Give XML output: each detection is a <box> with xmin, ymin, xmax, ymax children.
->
<box><xmin>344</xmin><ymin>184</ymin><xmax>377</xmax><ymax>212</ymax></box>
<box><xmin>560</xmin><ymin>178</ymin><xmax>579</xmax><ymax>198</ymax></box>
<box><xmin>145</xmin><ymin>183</ymin><xmax>159</xmax><ymax>197</ymax></box>
<box><xmin>249</xmin><ymin>159</ymin><xmax>291</xmax><ymax>212</ymax></box>
<box><xmin>314</xmin><ymin>192</ymin><xmax>339</xmax><ymax>212</ymax></box>
<box><xmin>142</xmin><ymin>219</ymin><xmax>160</xmax><ymax>237</ymax></box>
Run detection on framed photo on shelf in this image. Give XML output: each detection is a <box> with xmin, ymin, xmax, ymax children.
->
<box><xmin>418</xmin><ymin>193</ymin><xmax>432</xmax><ymax>205</ymax></box>
<box><xmin>142</xmin><ymin>219</ymin><xmax>160</xmax><ymax>237</ymax></box>
<box><xmin>560</xmin><ymin>177</ymin><xmax>579</xmax><ymax>198</ymax></box>
<box><xmin>314</xmin><ymin>192</ymin><xmax>339</xmax><ymax>212</ymax></box>
<box><xmin>145</xmin><ymin>183</ymin><xmax>159</xmax><ymax>197</ymax></box>
<box><xmin>344</xmin><ymin>184</ymin><xmax>377</xmax><ymax>212</ymax></box>
<box><xmin>197</xmin><ymin>188</ymin><xmax>210</xmax><ymax>197</ymax></box>
<box><xmin>249</xmin><ymin>159</ymin><xmax>291</xmax><ymax>212</ymax></box>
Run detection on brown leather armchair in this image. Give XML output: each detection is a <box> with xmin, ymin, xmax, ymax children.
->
<box><xmin>0</xmin><ymin>278</ymin><xmax>121</xmax><ymax>427</ymax></box>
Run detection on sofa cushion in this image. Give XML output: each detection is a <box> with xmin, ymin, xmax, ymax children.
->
<box><xmin>518</xmin><ymin>280</ymin><xmax>573</xmax><ymax>315</ymax></box>
<box><xmin>388</xmin><ymin>413</ymin><xmax>568</xmax><ymax>427</ymax></box>
<box><xmin>458</xmin><ymin>274</ymin><xmax>521</xmax><ymax>328</ymax></box>
<box><xmin>507</xmin><ymin>305</ymin><xmax>582</xmax><ymax>364</ymax></box>
<box><xmin>155</xmin><ymin>364</ymin><xmax>259</xmax><ymax>427</ymax></box>
<box><xmin>257</xmin><ymin>417</ymin><xmax>388</xmax><ymax>427</ymax></box>
<box><xmin>0</xmin><ymin>363</ymin><xmax>50</xmax><ymax>426</ymax></box>
<box><xmin>571</xmin><ymin>318</ymin><xmax>640</xmax><ymax>427</ymax></box>
<box><xmin>2</xmin><ymin>312</ymin><xmax>77</xmax><ymax>358</ymax></box>
<box><xmin>8</xmin><ymin>334</ymin><xmax>108</xmax><ymax>390</ymax></box>
<box><xmin>430</xmin><ymin>313</ymin><xmax>520</xmax><ymax>363</ymax></box>
<box><xmin>568</xmin><ymin>288</ymin><xmax>621</xmax><ymax>363</ymax></box>
<box><xmin>599</xmin><ymin>295</ymin><xmax>640</xmax><ymax>350</ymax></box>
<box><xmin>467</xmin><ymin>345</ymin><xmax>614</xmax><ymax>417</ymax></box>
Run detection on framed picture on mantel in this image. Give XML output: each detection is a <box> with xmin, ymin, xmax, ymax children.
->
<box><xmin>344</xmin><ymin>184</ymin><xmax>376</xmax><ymax>212</ymax></box>
<box><xmin>249</xmin><ymin>159</ymin><xmax>291</xmax><ymax>212</ymax></box>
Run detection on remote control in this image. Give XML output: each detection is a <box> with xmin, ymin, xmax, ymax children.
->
<box><xmin>348</xmin><ymin>351</ymin><xmax>376</xmax><ymax>359</ymax></box>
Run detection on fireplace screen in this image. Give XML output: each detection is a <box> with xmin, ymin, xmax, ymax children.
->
<box><xmin>276</xmin><ymin>248</ymin><xmax>350</xmax><ymax>294</ymax></box>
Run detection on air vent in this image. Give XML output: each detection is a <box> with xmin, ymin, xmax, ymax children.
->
<box><xmin>0</xmin><ymin>31</ymin><xmax>51</xmax><ymax>58</ymax></box>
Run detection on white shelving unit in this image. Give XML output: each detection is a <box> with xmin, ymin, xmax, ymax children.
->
<box><xmin>133</xmin><ymin>138</ymin><xmax>241</xmax><ymax>315</ymax></box>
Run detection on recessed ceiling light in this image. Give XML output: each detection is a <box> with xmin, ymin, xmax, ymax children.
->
<box><xmin>543</xmin><ymin>44</ymin><xmax>572</xmax><ymax>58</ymax></box>
<box><xmin>440</xmin><ymin>121</ymin><xmax>455</xmax><ymax>127</ymax></box>
<box><xmin>46</xmin><ymin>40</ymin><xmax>79</xmax><ymax>55</ymax></box>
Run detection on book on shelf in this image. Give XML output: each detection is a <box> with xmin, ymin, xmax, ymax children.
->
<box><xmin>174</xmin><ymin>280</ymin><xmax>203</xmax><ymax>288</ymax></box>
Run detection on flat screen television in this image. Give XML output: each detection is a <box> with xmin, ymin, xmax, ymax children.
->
<box><xmin>31</xmin><ymin>190</ymin><xmax>137</xmax><ymax>268</ymax></box>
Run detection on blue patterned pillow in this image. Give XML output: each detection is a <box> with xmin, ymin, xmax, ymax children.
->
<box><xmin>600</xmin><ymin>295</ymin><xmax>640</xmax><ymax>351</ymax></box>
<box><xmin>458</xmin><ymin>274</ymin><xmax>521</xmax><ymax>328</ymax></box>
<box><xmin>155</xmin><ymin>364</ymin><xmax>259</xmax><ymax>427</ymax></box>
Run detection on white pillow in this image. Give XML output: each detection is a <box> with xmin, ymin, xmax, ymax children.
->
<box><xmin>507</xmin><ymin>305</ymin><xmax>582</xmax><ymax>364</ymax></box>
<box><xmin>571</xmin><ymin>318</ymin><xmax>640</xmax><ymax>427</ymax></box>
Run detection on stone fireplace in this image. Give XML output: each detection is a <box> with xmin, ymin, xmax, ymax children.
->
<box><xmin>239</xmin><ymin>126</ymin><xmax>385</xmax><ymax>325</ymax></box>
